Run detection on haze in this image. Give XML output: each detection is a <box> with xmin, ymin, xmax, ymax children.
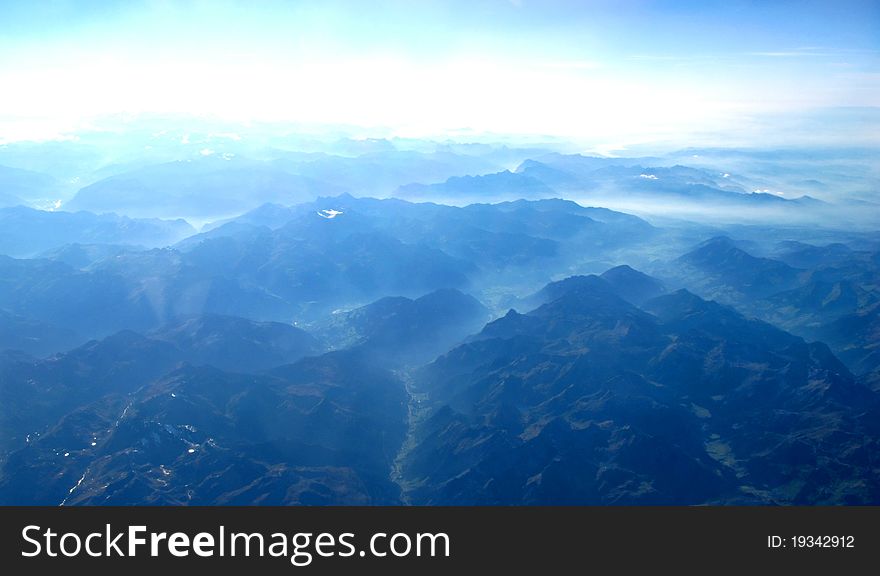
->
<box><xmin>1</xmin><ymin>0</ymin><xmax>878</xmax><ymax>150</ymax></box>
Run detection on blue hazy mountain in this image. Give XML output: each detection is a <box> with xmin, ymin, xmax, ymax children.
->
<box><xmin>772</xmin><ymin>241</ymin><xmax>858</xmax><ymax>269</ymax></box>
<box><xmin>0</xmin><ymin>205</ymin><xmax>194</xmax><ymax>257</ymax></box>
<box><xmin>66</xmin><ymin>156</ymin><xmax>349</xmax><ymax>219</ymax></box>
<box><xmin>511</xmin><ymin>154</ymin><xmax>839</xmax><ymax>225</ymax></box>
<box><xmin>816</xmin><ymin>304</ymin><xmax>880</xmax><ymax>375</ymax></box>
<box><xmin>518</xmin><ymin>266</ymin><xmax>665</xmax><ymax>312</ymax></box>
<box><xmin>0</xmin><ymin>310</ymin><xmax>80</xmax><ymax>357</ymax></box>
<box><xmin>148</xmin><ymin>314</ymin><xmax>324</xmax><ymax>372</ymax></box>
<box><xmin>272</xmin><ymin>149</ymin><xmax>506</xmax><ymax>196</ymax></box>
<box><xmin>0</xmin><ymin>165</ymin><xmax>62</xmax><ymax>207</ymax></box>
<box><xmin>669</xmin><ymin>236</ymin><xmax>803</xmax><ymax>300</ymax></box>
<box><xmin>0</xmin><ymin>251</ymin><xmax>292</xmax><ymax>344</ymax></box>
<box><xmin>396</xmin><ymin>170</ymin><xmax>557</xmax><ymax>203</ymax></box>
<box><xmin>200</xmin><ymin>195</ymin><xmax>656</xmax><ymax>287</ymax></box>
<box><xmin>36</xmin><ymin>243</ymin><xmax>137</xmax><ymax>269</ymax></box>
<box><xmin>180</xmin><ymin>211</ymin><xmax>475</xmax><ymax>320</ymax></box>
<box><xmin>599</xmin><ymin>265</ymin><xmax>667</xmax><ymax>305</ymax></box>
<box><xmin>657</xmin><ymin>237</ymin><xmax>880</xmax><ymax>376</ymax></box>
<box><xmin>317</xmin><ymin>288</ymin><xmax>490</xmax><ymax>365</ymax></box>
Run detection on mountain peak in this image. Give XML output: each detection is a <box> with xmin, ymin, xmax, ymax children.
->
<box><xmin>600</xmin><ymin>265</ymin><xmax>666</xmax><ymax>305</ymax></box>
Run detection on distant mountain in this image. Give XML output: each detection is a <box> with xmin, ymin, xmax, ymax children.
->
<box><xmin>37</xmin><ymin>243</ymin><xmax>137</xmax><ymax>269</ymax></box>
<box><xmin>764</xmin><ymin>280</ymin><xmax>868</xmax><ymax>322</ymax></box>
<box><xmin>200</xmin><ymin>202</ymin><xmax>307</xmax><ymax>232</ymax></box>
<box><xmin>772</xmin><ymin>241</ymin><xmax>856</xmax><ymax>269</ymax></box>
<box><xmin>0</xmin><ymin>204</ymin><xmax>481</xmax><ymax>339</ymax></box>
<box><xmin>673</xmin><ymin>236</ymin><xmax>803</xmax><ymax>299</ymax></box>
<box><xmin>512</xmin><ymin>154</ymin><xmax>836</xmax><ymax>223</ymax></box>
<box><xmin>0</xmin><ymin>309</ymin><xmax>79</xmax><ymax>357</ymax></box>
<box><xmin>317</xmin><ymin>289</ymin><xmax>489</xmax><ymax>365</ymax></box>
<box><xmin>272</xmin><ymin>149</ymin><xmax>503</xmax><ymax>196</ymax></box>
<box><xmin>0</xmin><ymin>348</ymin><xmax>407</xmax><ymax>505</ymax></box>
<box><xmin>181</xmin><ymin>213</ymin><xmax>474</xmax><ymax>320</ymax></box>
<box><xmin>520</xmin><ymin>274</ymin><xmax>617</xmax><ymax>311</ymax></box>
<box><xmin>0</xmin><ymin>251</ymin><xmax>291</xmax><ymax>342</ymax></box>
<box><xmin>520</xmin><ymin>266</ymin><xmax>664</xmax><ymax>310</ymax></box>
<box><xmin>66</xmin><ymin>157</ymin><xmax>348</xmax><ymax>219</ymax></box>
<box><xmin>201</xmin><ymin>195</ymin><xmax>656</xmax><ymax>288</ymax></box>
<box><xmin>0</xmin><ymin>206</ymin><xmax>194</xmax><ymax>258</ymax></box>
<box><xmin>397</xmin><ymin>275</ymin><xmax>878</xmax><ymax>505</ymax></box>
<box><xmin>600</xmin><ymin>265</ymin><xmax>666</xmax><ymax>305</ymax></box>
<box><xmin>396</xmin><ymin>170</ymin><xmax>556</xmax><ymax>203</ymax></box>
<box><xmin>663</xmin><ymin>238</ymin><xmax>879</xmax><ymax>375</ymax></box>
<box><xmin>769</xmin><ymin>241</ymin><xmax>880</xmax><ymax>286</ymax></box>
<box><xmin>517</xmin><ymin>155</ymin><xmax>747</xmax><ymax>198</ymax></box>
<box><xmin>816</xmin><ymin>304</ymin><xmax>880</xmax><ymax>375</ymax></box>
<box><xmin>514</xmin><ymin>153</ymin><xmax>649</xmax><ymax>180</ymax></box>
<box><xmin>149</xmin><ymin>314</ymin><xmax>323</xmax><ymax>372</ymax></box>
<box><xmin>0</xmin><ymin>255</ymin><xmax>159</xmax><ymax>338</ymax></box>
<box><xmin>0</xmin><ymin>164</ymin><xmax>61</xmax><ymax>206</ymax></box>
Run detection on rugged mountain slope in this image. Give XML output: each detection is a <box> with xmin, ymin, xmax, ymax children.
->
<box><xmin>398</xmin><ymin>275</ymin><xmax>879</xmax><ymax>505</ymax></box>
<box><xmin>674</xmin><ymin>236</ymin><xmax>803</xmax><ymax>299</ymax></box>
<box><xmin>0</xmin><ymin>343</ymin><xmax>407</xmax><ymax>505</ymax></box>
<box><xmin>317</xmin><ymin>289</ymin><xmax>489</xmax><ymax>365</ymax></box>
<box><xmin>148</xmin><ymin>314</ymin><xmax>324</xmax><ymax>372</ymax></box>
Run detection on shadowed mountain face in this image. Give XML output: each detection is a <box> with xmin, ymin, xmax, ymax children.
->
<box><xmin>520</xmin><ymin>266</ymin><xmax>665</xmax><ymax>311</ymax></box>
<box><xmin>0</xmin><ymin>342</ymin><xmax>407</xmax><ymax>505</ymax></box>
<box><xmin>674</xmin><ymin>236</ymin><xmax>803</xmax><ymax>299</ymax></box>
<box><xmin>398</xmin><ymin>279</ymin><xmax>879</xmax><ymax>505</ymax></box>
<box><xmin>0</xmin><ymin>309</ymin><xmax>80</xmax><ymax>357</ymax></box>
<box><xmin>656</xmin><ymin>237</ymin><xmax>880</xmax><ymax>376</ymax></box>
<box><xmin>148</xmin><ymin>314</ymin><xmax>324</xmax><ymax>372</ymax></box>
<box><xmin>317</xmin><ymin>289</ymin><xmax>490</xmax><ymax>365</ymax></box>
<box><xmin>204</xmin><ymin>195</ymin><xmax>656</xmax><ymax>278</ymax></box>
<box><xmin>0</xmin><ymin>331</ymin><xmax>185</xmax><ymax>460</ymax></box>
<box><xmin>599</xmin><ymin>265</ymin><xmax>666</xmax><ymax>305</ymax></box>
<box><xmin>817</xmin><ymin>304</ymin><xmax>880</xmax><ymax>375</ymax></box>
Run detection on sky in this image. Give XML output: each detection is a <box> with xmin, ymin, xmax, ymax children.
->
<box><xmin>0</xmin><ymin>0</ymin><xmax>878</xmax><ymax>149</ymax></box>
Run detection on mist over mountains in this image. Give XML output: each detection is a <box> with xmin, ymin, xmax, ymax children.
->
<box><xmin>0</xmin><ymin>126</ymin><xmax>878</xmax><ymax>505</ymax></box>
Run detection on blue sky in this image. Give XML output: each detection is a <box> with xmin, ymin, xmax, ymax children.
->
<box><xmin>0</xmin><ymin>0</ymin><xmax>877</xmax><ymax>147</ymax></box>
